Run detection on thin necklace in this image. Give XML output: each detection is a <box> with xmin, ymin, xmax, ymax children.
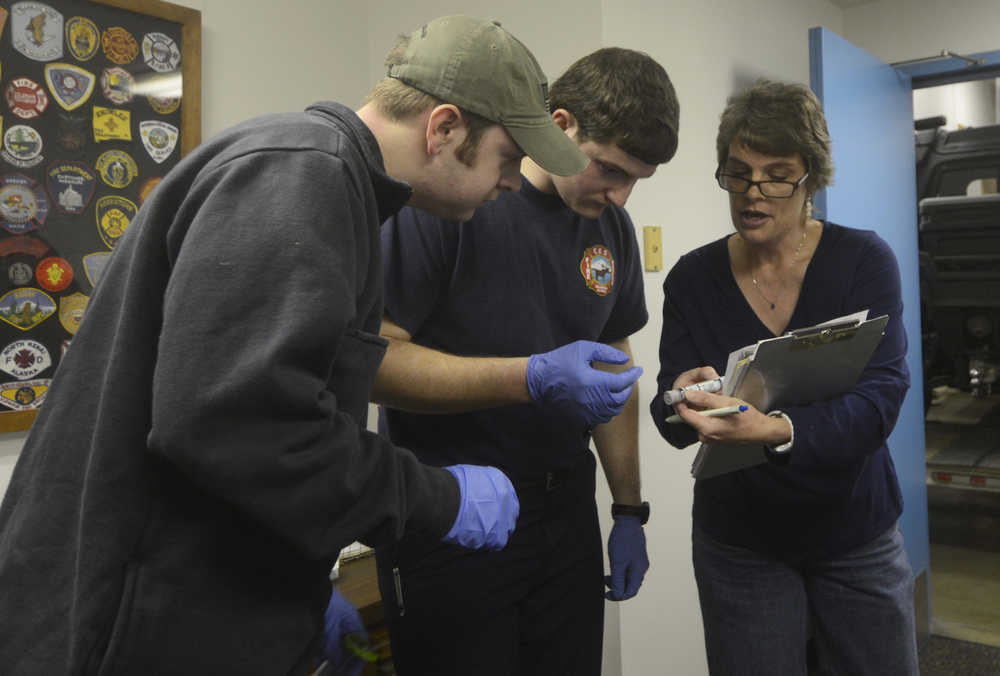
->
<box><xmin>751</xmin><ymin>227</ymin><xmax>808</xmax><ymax>311</ymax></box>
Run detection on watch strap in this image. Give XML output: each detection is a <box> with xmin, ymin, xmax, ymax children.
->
<box><xmin>611</xmin><ymin>501</ymin><xmax>649</xmax><ymax>525</ymax></box>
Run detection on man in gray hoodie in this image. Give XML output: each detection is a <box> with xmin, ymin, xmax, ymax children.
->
<box><xmin>0</xmin><ymin>16</ymin><xmax>638</xmax><ymax>675</ymax></box>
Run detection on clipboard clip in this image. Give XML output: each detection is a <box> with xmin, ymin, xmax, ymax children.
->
<box><xmin>786</xmin><ymin>319</ymin><xmax>861</xmax><ymax>348</ymax></box>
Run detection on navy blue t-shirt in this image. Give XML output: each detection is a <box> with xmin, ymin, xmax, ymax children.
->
<box><xmin>381</xmin><ymin>176</ymin><xmax>648</xmax><ymax>477</ymax></box>
<box><xmin>649</xmin><ymin>222</ymin><xmax>909</xmax><ymax>560</ymax></box>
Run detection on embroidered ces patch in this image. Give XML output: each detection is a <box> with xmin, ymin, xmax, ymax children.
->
<box><xmin>579</xmin><ymin>245</ymin><xmax>615</xmax><ymax>296</ymax></box>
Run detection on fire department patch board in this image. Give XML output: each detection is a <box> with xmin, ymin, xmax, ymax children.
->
<box><xmin>0</xmin><ymin>0</ymin><xmax>187</xmax><ymax>423</ymax></box>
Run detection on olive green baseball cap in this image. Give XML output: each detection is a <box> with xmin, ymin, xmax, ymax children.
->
<box><xmin>387</xmin><ymin>16</ymin><xmax>588</xmax><ymax>177</ymax></box>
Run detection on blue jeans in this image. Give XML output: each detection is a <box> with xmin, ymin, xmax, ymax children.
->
<box><xmin>692</xmin><ymin>524</ymin><xmax>918</xmax><ymax>675</ymax></box>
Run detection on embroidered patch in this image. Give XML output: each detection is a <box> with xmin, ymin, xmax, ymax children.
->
<box><xmin>82</xmin><ymin>251</ymin><xmax>110</xmax><ymax>288</ymax></box>
<box><xmin>0</xmin><ymin>173</ymin><xmax>49</xmax><ymax>233</ymax></box>
<box><xmin>46</xmin><ymin>159</ymin><xmax>95</xmax><ymax>214</ymax></box>
<box><xmin>138</xmin><ymin>176</ymin><xmax>161</xmax><ymax>204</ymax></box>
<box><xmin>44</xmin><ymin>62</ymin><xmax>95</xmax><ymax>110</ymax></box>
<box><xmin>0</xmin><ymin>233</ymin><xmax>49</xmax><ymax>258</ymax></box>
<box><xmin>139</xmin><ymin>120</ymin><xmax>177</xmax><ymax>163</ymax></box>
<box><xmin>11</xmin><ymin>2</ymin><xmax>63</xmax><ymax>62</ymax></box>
<box><xmin>5</xmin><ymin>78</ymin><xmax>49</xmax><ymax>119</ymax></box>
<box><xmin>0</xmin><ymin>378</ymin><xmax>50</xmax><ymax>410</ymax></box>
<box><xmin>95</xmin><ymin>149</ymin><xmax>137</xmax><ymax>189</ymax></box>
<box><xmin>101</xmin><ymin>26</ymin><xmax>138</xmax><ymax>65</ymax></box>
<box><xmin>8</xmin><ymin>261</ymin><xmax>33</xmax><ymax>286</ymax></box>
<box><xmin>147</xmin><ymin>95</ymin><xmax>179</xmax><ymax>115</ymax></box>
<box><xmin>579</xmin><ymin>245</ymin><xmax>615</xmax><ymax>296</ymax></box>
<box><xmin>58</xmin><ymin>291</ymin><xmax>87</xmax><ymax>334</ymax></box>
<box><xmin>0</xmin><ymin>338</ymin><xmax>52</xmax><ymax>379</ymax></box>
<box><xmin>95</xmin><ymin>195</ymin><xmax>136</xmax><ymax>248</ymax></box>
<box><xmin>36</xmin><ymin>255</ymin><xmax>72</xmax><ymax>292</ymax></box>
<box><xmin>100</xmin><ymin>66</ymin><xmax>134</xmax><ymax>105</ymax></box>
<box><xmin>141</xmin><ymin>32</ymin><xmax>180</xmax><ymax>72</ymax></box>
<box><xmin>92</xmin><ymin>105</ymin><xmax>131</xmax><ymax>142</ymax></box>
<box><xmin>54</xmin><ymin>112</ymin><xmax>87</xmax><ymax>154</ymax></box>
<box><xmin>64</xmin><ymin>16</ymin><xmax>99</xmax><ymax>61</ymax></box>
<box><xmin>2</xmin><ymin>124</ymin><xmax>44</xmax><ymax>168</ymax></box>
<box><xmin>0</xmin><ymin>287</ymin><xmax>55</xmax><ymax>331</ymax></box>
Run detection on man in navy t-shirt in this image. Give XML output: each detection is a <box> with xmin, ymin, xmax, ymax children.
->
<box><xmin>373</xmin><ymin>48</ymin><xmax>680</xmax><ymax>675</ymax></box>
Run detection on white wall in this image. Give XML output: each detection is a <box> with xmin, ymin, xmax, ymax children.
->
<box><xmin>914</xmin><ymin>79</ymin><xmax>998</xmax><ymax>130</ymax></box>
<box><xmin>842</xmin><ymin>0</ymin><xmax>1000</xmax><ymax>64</ymax></box>
<box><xmin>8</xmin><ymin>2</ymin><xmax>998</xmax><ymax>675</ymax></box>
<box><xmin>599</xmin><ymin>2</ymin><xmax>844</xmax><ymax>674</ymax></box>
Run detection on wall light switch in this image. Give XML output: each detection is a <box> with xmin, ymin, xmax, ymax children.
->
<box><xmin>643</xmin><ymin>226</ymin><xmax>662</xmax><ymax>272</ymax></box>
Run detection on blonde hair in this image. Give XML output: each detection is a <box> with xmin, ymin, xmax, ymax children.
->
<box><xmin>365</xmin><ymin>34</ymin><xmax>495</xmax><ymax>166</ymax></box>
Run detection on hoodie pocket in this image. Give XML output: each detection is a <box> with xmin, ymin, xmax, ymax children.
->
<box><xmin>328</xmin><ymin>329</ymin><xmax>387</xmax><ymax>424</ymax></box>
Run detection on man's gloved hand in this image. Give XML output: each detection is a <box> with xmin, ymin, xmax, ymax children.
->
<box><xmin>527</xmin><ymin>340</ymin><xmax>643</xmax><ymax>426</ymax></box>
<box><xmin>604</xmin><ymin>515</ymin><xmax>648</xmax><ymax>601</ymax></box>
<box><xmin>322</xmin><ymin>589</ymin><xmax>366</xmax><ymax>676</ymax></box>
<box><xmin>442</xmin><ymin>465</ymin><xmax>519</xmax><ymax>551</ymax></box>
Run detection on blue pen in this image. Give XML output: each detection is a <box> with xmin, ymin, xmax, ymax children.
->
<box><xmin>666</xmin><ymin>404</ymin><xmax>748</xmax><ymax>424</ymax></box>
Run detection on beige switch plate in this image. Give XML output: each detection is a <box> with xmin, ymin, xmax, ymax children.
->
<box><xmin>643</xmin><ymin>225</ymin><xmax>662</xmax><ymax>272</ymax></box>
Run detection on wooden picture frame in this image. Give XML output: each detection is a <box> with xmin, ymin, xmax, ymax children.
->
<box><xmin>0</xmin><ymin>0</ymin><xmax>202</xmax><ymax>432</ymax></box>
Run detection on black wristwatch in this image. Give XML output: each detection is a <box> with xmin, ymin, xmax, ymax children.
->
<box><xmin>611</xmin><ymin>501</ymin><xmax>650</xmax><ymax>525</ymax></box>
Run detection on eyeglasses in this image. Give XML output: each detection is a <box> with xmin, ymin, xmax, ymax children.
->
<box><xmin>715</xmin><ymin>167</ymin><xmax>809</xmax><ymax>198</ymax></box>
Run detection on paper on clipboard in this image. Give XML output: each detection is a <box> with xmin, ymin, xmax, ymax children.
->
<box><xmin>691</xmin><ymin>310</ymin><xmax>886</xmax><ymax>479</ymax></box>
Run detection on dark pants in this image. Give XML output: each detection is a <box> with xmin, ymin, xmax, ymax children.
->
<box><xmin>693</xmin><ymin>524</ymin><xmax>919</xmax><ymax>676</ymax></box>
<box><xmin>376</xmin><ymin>456</ymin><xmax>604</xmax><ymax>676</ymax></box>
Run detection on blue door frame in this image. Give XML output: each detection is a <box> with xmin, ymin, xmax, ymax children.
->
<box><xmin>809</xmin><ymin>26</ymin><xmax>931</xmax><ymax>633</ymax></box>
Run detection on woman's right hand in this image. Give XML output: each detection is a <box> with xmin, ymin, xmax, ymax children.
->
<box><xmin>671</xmin><ymin>366</ymin><xmax>721</xmax><ymax>391</ymax></box>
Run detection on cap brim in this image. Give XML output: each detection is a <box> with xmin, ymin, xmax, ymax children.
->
<box><xmin>506</xmin><ymin>120</ymin><xmax>589</xmax><ymax>177</ymax></box>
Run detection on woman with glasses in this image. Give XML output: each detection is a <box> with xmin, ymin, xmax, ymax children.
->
<box><xmin>649</xmin><ymin>79</ymin><xmax>917</xmax><ymax>675</ymax></box>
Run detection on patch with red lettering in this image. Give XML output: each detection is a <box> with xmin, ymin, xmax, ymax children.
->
<box><xmin>579</xmin><ymin>245</ymin><xmax>615</xmax><ymax>296</ymax></box>
<box><xmin>5</xmin><ymin>78</ymin><xmax>49</xmax><ymax>119</ymax></box>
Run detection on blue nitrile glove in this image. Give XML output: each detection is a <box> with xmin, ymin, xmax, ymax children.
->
<box><xmin>322</xmin><ymin>589</ymin><xmax>366</xmax><ymax>676</ymax></box>
<box><xmin>527</xmin><ymin>340</ymin><xmax>643</xmax><ymax>426</ymax></box>
<box><xmin>442</xmin><ymin>465</ymin><xmax>519</xmax><ymax>551</ymax></box>
<box><xmin>604</xmin><ymin>515</ymin><xmax>649</xmax><ymax>601</ymax></box>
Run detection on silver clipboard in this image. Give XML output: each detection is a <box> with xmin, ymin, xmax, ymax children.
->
<box><xmin>691</xmin><ymin>314</ymin><xmax>890</xmax><ymax>479</ymax></box>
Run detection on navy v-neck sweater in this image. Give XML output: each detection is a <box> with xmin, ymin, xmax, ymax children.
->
<box><xmin>650</xmin><ymin>222</ymin><xmax>909</xmax><ymax>561</ymax></box>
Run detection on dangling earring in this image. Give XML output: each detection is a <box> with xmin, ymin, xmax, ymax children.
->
<box><xmin>805</xmin><ymin>195</ymin><xmax>813</xmax><ymax>220</ymax></box>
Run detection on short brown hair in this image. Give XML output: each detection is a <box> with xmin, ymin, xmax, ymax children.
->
<box><xmin>365</xmin><ymin>33</ymin><xmax>496</xmax><ymax>166</ymax></box>
<box><xmin>716</xmin><ymin>79</ymin><xmax>834</xmax><ymax>193</ymax></box>
<box><xmin>548</xmin><ymin>48</ymin><xmax>679</xmax><ymax>165</ymax></box>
